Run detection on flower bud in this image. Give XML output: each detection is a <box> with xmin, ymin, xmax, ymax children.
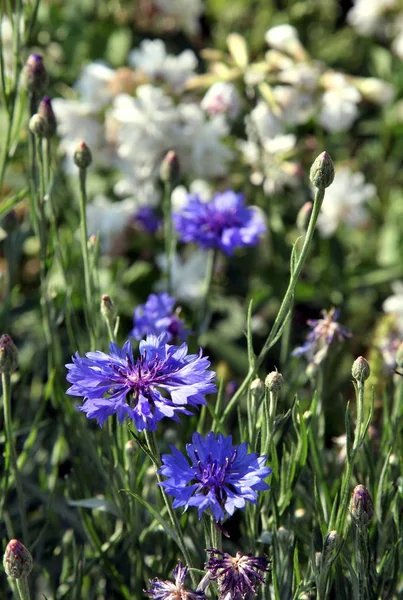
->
<box><xmin>322</xmin><ymin>530</ymin><xmax>339</xmax><ymax>566</ymax></box>
<box><xmin>125</xmin><ymin>440</ymin><xmax>138</xmax><ymax>456</ymax></box>
<box><xmin>160</xmin><ymin>150</ymin><xmax>180</xmax><ymax>185</ymax></box>
<box><xmin>296</xmin><ymin>201</ymin><xmax>313</xmax><ymax>232</ymax></box>
<box><xmin>0</xmin><ymin>334</ymin><xmax>18</xmax><ymax>374</ymax></box>
<box><xmin>352</xmin><ymin>356</ymin><xmax>370</xmax><ymax>382</ymax></box>
<box><xmin>3</xmin><ymin>539</ymin><xmax>33</xmax><ymax>579</ymax></box>
<box><xmin>74</xmin><ymin>141</ymin><xmax>92</xmax><ymax>169</ymax></box>
<box><xmin>310</xmin><ymin>151</ymin><xmax>335</xmax><ymax>189</ymax></box>
<box><xmin>265</xmin><ymin>371</ymin><xmax>284</xmax><ymax>393</ymax></box>
<box><xmin>22</xmin><ymin>54</ymin><xmax>48</xmax><ymax>94</ymax></box>
<box><xmin>101</xmin><ymin>294</ymin><xmax>116</xmax><ymax>325</ymax></box>
<box><xmin>349</xmin><ymin>484</ymin><xmax>374</xmax><ymax>526</ymax></box>
<box><xmin>29</xmin><ymin>114</ymin><xmax>47</xmax><ymax>138</ymax></box>
<box><xmin>38</xmin><ymin>96</ymin><xmax>57</xmax><ymax>138</ymax></box>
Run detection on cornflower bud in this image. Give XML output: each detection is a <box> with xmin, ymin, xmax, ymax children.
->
<box><xmin>100</xmin><ymin>294</ymin><xmax>116</xmax><ymax>325</ymax></box>
<box><xmin>0</xmin><ymin>334</ymin><xmax>18</xmax><ymax>373</ymax></box>
<box><xmin>3</xmin><ymin>539</ymin><xmax>33</xmax><ymax>579</ymax></box>
<box><xmin>38</xmin><ymin>96</ymin><xmax>57</xmax><ymax>138</ymax></box>
<box><xmin>349</xmin><ymin>484</ymin><xmax>374</xmax><ymax>526</ymax></box>
<box><xmin>29</xmin><ymin>114</ymin><xmax>47</xmax><ymax>138</ymax></box>
<box><xmin>310</xmin><ymin>151</ymin><xmax>335</xmax><ymax>189</ymax></box>
<box><xmin>352</xmin><ymin>356</ymin><xmax>370</xmax><ymax>382</ymax></box>
<box><xmin>74</xmin><ymin>141</ymin><xmax>92</xmax><ymax>169</ymax></box>
<box><xmin>160</xmin><ymin>150</ymin><xmax>180</xmax><ymax>185</ymax></box>
<box><xmin>250</xmin><ymin>377</ymin><xmax>264</xmax><ymax>394</ymax></box>
<box><xmin>265</xmin><ymin>370</ymin><xmax>284</xmax><ymax>393</ymax></box>
<box><xmin>22</xmin><ymin>54</ymin><xmax>48</xmax><ymax>94</ymax></box>
<box><xmin>322</xmin><ymin>530</ymin><xmax>339</xmax><ymax>566</ymax></box>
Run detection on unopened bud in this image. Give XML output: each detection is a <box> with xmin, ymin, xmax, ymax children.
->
<box><xmin>101</xmin><ymin>294</ymin><xmax>116</xmax><ymax>325</ymax></box>
<box><xmin>265</xmin><ymin>371</ymin><xmax>284</xmax><ymax>393</ymax></box>
<box><xmin>0</xmin><ymin>334</ymin><xmax>18</xmax><ymax>373</ymax></box>
<box><xmin>310</xmin><ymin>151</ymin><xmax>335</xmax><ymax>189</ymax></box>
<box><xmin>22</xmin><ymin>54</ymin><xmax>48</xmax><ymax>94</ymax></box>
<box><xmin>160</xmin><ymin>150</ymin><xmax>180</xmax><ymax>185</ymax></box>
<box><xmin>3</xmin><ymin>539</ymin><xmax>33</xmax><ymax>579</ymax></box>
<box><xmin>396</xmin><ymin>342</ymin><xmax>403</xmax><ymax>369</ymax></box>
<box><xmin>29</xmin><ymin>114</ymin><xmax>47</xmax><ymax>138</ymax></box>
<box><xmin>322</xmin><ymin>530</ymin><xmax>339</xmax><ymax>566</ymax></box>
<box><xmin>349</xmin><ymin>484</ymin><xmax>374</xmax><ymax>526</ymax></box>
<box><xmin>125</xmin><ymin>440</ymin><xmax>138</xmax><ymax>456</ymax></box>
<box><xmin>296</xmin><ymin>201</ymin><xmax>313</xmax><ymax>232</ymax></box>
<box><xmin>74</xmin><ymin>141</ymin><xmax>92</xmax><ymax>169</ymax></box>
<box><xmin>352</xmin><ymin>356</ymin><xmax>370</xmax><ymax>382</ymax></box>
<box><xmin>38</xmin><ymin>96</ymin><xmax>57</xmax><ymax>138</ymax></box>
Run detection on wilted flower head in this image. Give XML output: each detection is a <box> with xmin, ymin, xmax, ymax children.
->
<box><xmin>66</xmin><ymin>335</ymin><xmax>216</xmax><ymax>430</ymax></box>
<box><xmin>159</xmin><ymin>431</ymin><xmax>271</xmax><ymax>521</ymax></box>
<box><xmin>206</xmin><ymin>548</ymin><xmax>269</xmax><ymax>600</ymax></box>
<box><xmin>146</xmin><ymin>561</ymin><xmax>206</xmax><ymax>599</ymax></box>
<box><xmin>292</xmin><ymin>308</ymin><xmax>351</xmax><ymax>365</ymax></box>
<box><xmin>174</xmin><ymin>190</ymin><xmax>266</xmax><ymax>255</ymax></box>
<box><xmin>131</xmin><ymin>293</ymin><xmax>188</xmax><ymax>342</ymax></box>
<box><xmin>3</xmin><ymin>539</ymin><xmax>33</xmax><ymax>579</ymax></box>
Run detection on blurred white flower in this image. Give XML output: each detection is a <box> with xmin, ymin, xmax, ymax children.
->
<box><xmin>277</xmin><ymin>62</ymin><xmax>320</xmax><ymax>91</ymax></box>
<box><xmin>347</xmin><ymin>0</ymin><xmax>397</xmax><ymax>36</ymax></box>
<box><xmin>383</xmin><ymin>282</ymin><xmax>403</xmax><ymax>332</ymax></box>
<box><xmin>176</xmin><ymin>104</ymin><xmax>233</xmax><ymax>178</ymax></box>
<box><xmin>392</xmin><ymin>27</ymin><xmax>403</xmax><ymax>59</ymax></box>
<box><xmin>155</xmin><ymin>250</ymin><xmax>208</xmax><ymax>303</ymax></box>
<box><xmin>319</xmin><ymin>74</ymin><xmax>361</xmax><ymax>132</ymax></box>
<box><xmin>317</xmin><ymin>167</ymin><xmax>376</xmax><ymax>237</ymax></box>
<box><xmin>201</xmin><ymin>82</ymin><xmax>241</xmax><ymax>120</ymax></box>
<box><xmin>128</xmin><ymin>39</ymin><xmax>197</xmax><ymax>92</ymax></box>
<box><xmin>1</xmin><ymin>16</ymin><xmax>15</xmax><ymax>77</ymax></box>
<box><xmin>171</xmin><ymin>179</ymin><xmax>212</xmax><ymax>210</ymax></box>
<box><xmin>273</xmin><ymin>85</ymin><xmax>315</xmax><ymax>125</ymax></box>
<box><xmin>354</xmin><ymin>77</ymin><xmax>395</xmax><ymax>105</ymax></box>
<box><xmin>265</xmin><ymin>24</ymin><xmax>306</xmax><ymax>59</ymax></box>
<box><xmin>86</xmin><ymin>195</ymin><xmax>136</xmax><ymax>254</ymax></box>
<box><xmin>154</xmin><ymin>0</ymin><xmax>204</xmax><ymax>35</ymax></box>
<box><xmin>74</xmin><ymin>62</ymin><xmax>115</xmax><ymax>110</ymax></box>
<box><xmin>52</xmin><ymin>99</ymin><xmax>109</xmax><ymax>173</ymax></box>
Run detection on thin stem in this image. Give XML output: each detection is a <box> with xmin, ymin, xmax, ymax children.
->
<box><xmin>198</xmin><ymin>249</ymin><xmax>216</xmax><ymax>339</ymax></box>
<box><xmin>78</xmin><ymin>167</ymin><xmax>96</xmax><ymax>349</ymax></box>
<box><xmin>2</xmin><ymin>372</ymin><xmax>29</xmax><ymax>545</ymax></box>
<box><xmin>16</xmin><ymin>577</ymin><xmax>31</xmax><ymax>600</ymax></box>
<box><xmin>163</xmin><ymin>181</ymin><xmax>174</xmax><ymax>295</ymax></box>
<box><xmin>222</xmin><ymin>186</ymin><xmax>326</xmax><ymax>421</ymax></box>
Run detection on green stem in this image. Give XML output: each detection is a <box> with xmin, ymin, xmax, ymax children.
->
<box><xmin>163</xmin><ymin>181</ymin><xmax>174</xmax><ymax>295</ymax></box>
<box><xmin>198</xmin><ymin>248</ymin><xmax>216</xmax><ymax>339</ymax></box>
<box><xmin>2</xmin><ymin>372</ymin><xmax>29</xmax><ymax>545</ymax></box>
<box><xmin>210</xmin><ymin>517</ymin><xmax>222</xmax><ymax>551</ymax></box>
<box><xmin>222</xmin><ymin>186</ymin><xmax>326</xmax><ymax>421</ymax></box>
<box><xmin>78</xmin><ymin>167</ymin><xmax>96</xmax><ymax>349</ymax></box>
<box><xmin>355</xmin><ymin>524</ymin><xmax>370</xmax><ymax>600</ymax></box>
<box><xmin>16</xmin><ymin>577</ymin><xmax>31</xmax><ymax>600</ymax></box>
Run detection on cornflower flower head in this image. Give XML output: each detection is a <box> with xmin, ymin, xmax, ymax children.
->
<box><xmin>173</xmin><ymin>190</ymin><xmax>266</xmax><ymax>256</ymax></box>
<box><xmin>66</xmin><ymin>335</ymin><xmax>216</xmax><ymax>430</ymax></box>
<box><xmin>292</xmin><ymin>308</ymin><xmax>351</xmax><ymax>365</ymax></box>
<box><xmin>158</xmin><ymin>432</ymin><xmax>271</xmax><ymax>522</ymax></box>
<box><xmin>130</xmin><ymin>293</ymin><xmax>188</xmax><ymax>342</ymax></box>
<box><xmin>146</xmin><ymin>561</ymin><xmax>206</xmax><ymax>599</ymax></box>
<box><xmin>206</xmin><ymin>548</ymin><xmax>269</xmax><ymax>600</ymax></box>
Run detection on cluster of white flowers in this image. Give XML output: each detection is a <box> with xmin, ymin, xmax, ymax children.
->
<box><xmin>383</xmin><ymin>282</ymin><xmax>403</xmax><ymax>333</ymax></box>
<box><xmin>153</xmin><ymin>0</ymin><xmax>204</xmax><ymax>36</ymax></box>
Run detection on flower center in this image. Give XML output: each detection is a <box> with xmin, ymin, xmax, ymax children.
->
<box><xmin>194</xmin><ymin>450</ymin><xmax>237</xmax><ymax>499</ymax></box>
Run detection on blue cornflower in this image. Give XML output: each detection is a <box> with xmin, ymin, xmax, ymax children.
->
<box><xmin>146</xmin><ymin>562</ymin><xmax>206</xmax><ymax>599</ymax></box>
<box><xmin>206</xmin><ymin>548</ymin><xmax>269</xmax><ymax>600</ymax></box>
<box><xmin>134</xmin><ymin>206</ymin><xmax>161</xmax><ymax>234</ymax></box>
<box><xmin>130</xmin><ymin>293</ymin><xmax>188</xmax><ymax>342</ymax></box>
<box><xmin>158</xmin><ymin>432</ymin><xmax>271</xmax><ymax>522</ymax></box>
<box><xmin>66</xmin><ymin>335</ymin><xmax>216</xmax><ymax>431</ymax></box>
<box><xmin>292</xmin><ymin>307</ymin><xmax>351</xmax><ymax>365</ymax></box>
<box><xmin>173</xmin><ymin>190</ymin><xmax>266</xmax><ymax>255</ymax></box>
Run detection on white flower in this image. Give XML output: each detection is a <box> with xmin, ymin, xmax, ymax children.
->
<box><xmin>317</xmin><ymin>168</ymin><xmax>376</xmax><ymax>237</ymax></box>
<box><xmin>128</xmin><ymin>39</ymin><xmax>197</xmax><ymax>92</ymax></box>
<box><xmin>201</xmin><ymin>82</ymin><xmax>240</xmax><ymax>120</ymax></box>
<box><xmin>347</xmin><ymin>0</ymin><xmax>397</xmax><ymax>36</ymax></box>
<box><xmin>392</xmin><ymin>28</ymin><xmax>403</xmax><ymax>59</ymax></box>
<box><xmin>171</xmin><ymin>179</ymin><xmax>212</xmax><ymax>210</ymax></box>
<box><xmin>155</xmin><ymin>250</ymin><xmax>208</xmax><ymax>303</ymax></box>
<box><xmin>176</xmin><ymin>104</ymin><xmax>233</xmax><ymax>178</ymax></box>
<box><xmin>277</xmin><ymin>62</ymin><xmax>320</xmax><ymax>91</ymax></box>
<box><xmin>74</xmin><ymin>62</ymin><xmax>115</xmax><ymax>110</ymax></box>
<box><xmin>354</xmin><ymin>77</ymin><xmax>395</xmax><ymax>105</ymax></box>
<box><xmin>265</xmin><ymin>24</ymin><xmax>306</xmax><ymax>59</ymax></box>
<box><xmin>153</xmin><ymin>0</ymin><xmax>204</xmax><ymax>35</ymax></box>
<box><xmin>272</xmin><ymin>85</ymin><xmax>315</xmax><ymax>125</ymax></box>
<box><xmin>319</xmin><ymin>74</ymin><xmax>361</xmax><ymax>132</ymax></box>
<box><xmin>1</xmin><ymin>16</ymin><xmax>16</xmax><ymax>77</ymax></box>
<box><xmin>383</xmin><ymin>282</ymin><xmax>403</xmax><ymax>332</ymax></box>
<box><xmin>52</xmin><ymin>99</ymin><xmax>109</xmax><ymax>173</ymax></box>
<box><xmin>86</xmin><ymin>195</ymin><xmax>136</xmax><ymax>254</ymax></box>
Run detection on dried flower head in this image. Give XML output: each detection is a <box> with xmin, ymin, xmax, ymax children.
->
<box><xmin>206</xmin><ymin>548</ymin><xmax>269</xmax><ymax>600</ymax></box>
<box><xmin>146</xmin><ymin>561</ymin><xmax>206</xmax><ymax>599</ymax></box>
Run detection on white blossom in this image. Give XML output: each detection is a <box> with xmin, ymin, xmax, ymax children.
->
<box><xmin>272</xmin><ymin>85</ymin><xmax>315</xmax><ymax>125</ymax></box>
<box><xmin>317</xmin><ymin>167</ymin><xmax>376</xmax><ymax>237</ymax></box>
<box><xmin>86</xmin><ymin>195</ymin><xmax>136</xmax><ymax>254</ymax></box>
<box><xmin>155</xmin><ymin>250</ymin><xmax>208</xmax><ymax>303</ymax></box>
<box><xmin>128</xmin><ymin>39</ymin><xmax>197</xmax><ymax>92</ymax></box>
<box><xmin>171</xmin><ymin>179</ymin><xmax>212</xmax><ymax>210</ymax></box>
<box><xmin>74</xmin><ymin>61</ymin><xmax>115</xmax><ymax>110</ymax></box>
<box><xmin>153</xmin><ymin>0</ymin><xmax>204</xmax><ymax>35</ymax></box>
<box><xmin>383</xmin><ymin>282</ymin><xmax>403</xmax><ymax>332</ymax></box>
<box><xmin>265</xmin><ymin>24</ymin><xmax>300</xmax><ymax>54</ymax></box>
<box><xmin>347</xmin><ymin>0</ymin><xmax>397</xmax><ymax>36</ymax></box>
<box><xmin>201</xmin><ymin>82</ymin><xmax>241</xmax><ymax>120</ymax></box>
<box><xmin>1</xmin><ymin>16</ymin><xmax>15</xmax><ymax>77</ymax></box>
<box><xmin>319</xmin><ymin>74</ymin><xmax>361</xmax><ymax>133</ymax></box>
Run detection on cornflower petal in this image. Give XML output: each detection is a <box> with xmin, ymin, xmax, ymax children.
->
<box><xmin>131</xmin><ymin>292</ymin><xmax>189</xmax><ymax>342</ymax></box>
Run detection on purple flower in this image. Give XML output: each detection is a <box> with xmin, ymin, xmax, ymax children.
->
<box><xmin>173</xmin><ymin>190</ymin><xmax>266</xmax><ymax>255</ymax></box>
<box><xmin>206</xmin><ymin>549</ymin><xmax>269</xmax><ymax>600</ymax></box>
<box><xmin>66</xmin><ymin>335</ymin><xmax>216</xmax><ymax>431</ymax></box>
<box><xmin>130</xmin><ymin>293</ymin><xmax>188</xmax><ymax>342</ymax></box>
<box><xmin>292</xmin><ymin>307</ymin><xmax>351</xmax><ymax>365</ymax></box>
<box><xmin>134</xmin><ymin>206</ymin><xmax>161</xmax><ymax>234</ymax></box>
<box><xmin>158</xmin><ymin>432</ymin><xmax>271</xmax><ymax>522</ymax></box>
<box><xmin>146</xmin><ymin>562</ymin><xmax>206</xmax><ymax>599</ymax></box>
